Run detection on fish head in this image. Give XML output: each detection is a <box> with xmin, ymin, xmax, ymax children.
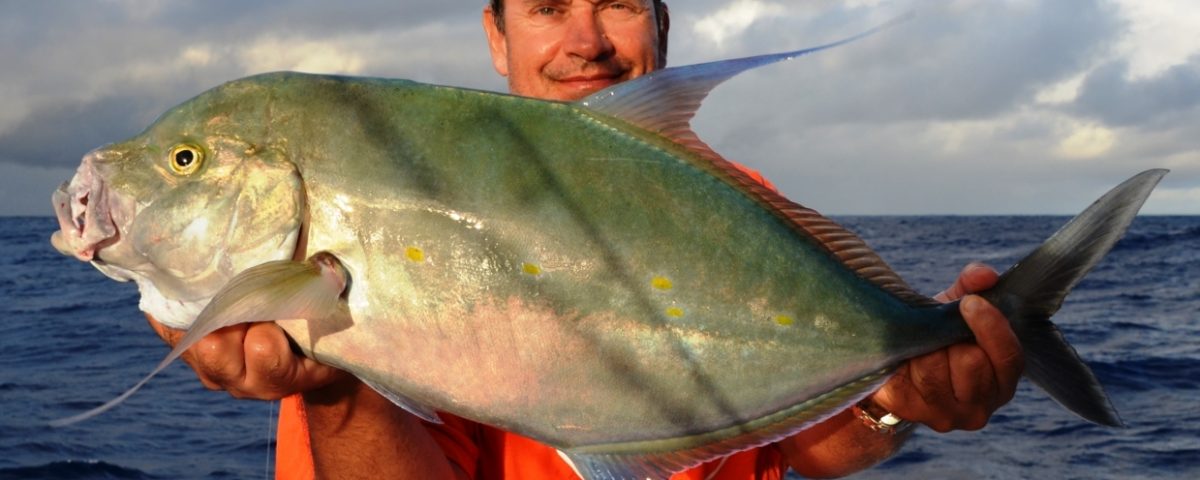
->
<box><xmin>51</xmin><ymin>80</ymin><xmax>307</xmax><ymax>328</ymax></box>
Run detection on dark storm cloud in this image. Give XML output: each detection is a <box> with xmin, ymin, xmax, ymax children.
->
<box><xmin>0</xmin><ymin>62</ymin><xmax>249</xmax><ymax>169</ymax></box>
<box><xmin>164</xmin><ymin>0</ymin><xmax>477</xmax><ymax>35</ymax></box>
<box><xmin>0</xmin><ymin>0</ymin><xmax>489</xmax><ymax>170</ymax></box>
<box><xmin>0</xmin><ymin>94</ymin><xmax>160</xmax><ymax>168</ymax></box>
<box><xmin>1072</xmin><ymin>54</ymin><xmax>1200</xmax><ymax>127</ymax></box>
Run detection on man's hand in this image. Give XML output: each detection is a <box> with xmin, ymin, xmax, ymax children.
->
<box><xmin>146</xmin><ymin>314</ymin><xmax>346</xmax><ymax>399</ymax></box>
<box><xmin>872</xmin><ymin>263</ymin><xmax>1025</xmax><ymax>432</ymax></box>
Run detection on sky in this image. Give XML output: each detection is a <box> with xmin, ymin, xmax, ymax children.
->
<box><xmin>1</xmin><ymin>0</ymin><xmax>1197</xmax><ymax>215</ymax></box>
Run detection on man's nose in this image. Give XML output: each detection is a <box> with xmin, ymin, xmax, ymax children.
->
<box><xmin>563</xmin><ymin>11</ymin><xmax>614</xmax><ymax>61</ymax></box>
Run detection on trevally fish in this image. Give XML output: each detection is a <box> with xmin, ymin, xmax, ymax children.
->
<box><xmin>49</xmin><ymin>26</ymin><xmax>1163</xmax><ymax>479</ymax></box>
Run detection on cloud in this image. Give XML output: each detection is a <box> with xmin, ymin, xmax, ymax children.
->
<box><xmin>238</xmin><ymin>37</ymin><xmax>369</xmax><ymax>75</ymax></box>
<box><xmin>0</xmin><ymin>94</ymin><xmax>165</xmax><ymax>168</ymax></box>
<box><xmin>1071</xmin><ymin>55</ymin><xmax>1200</xmax><ymax>127</ymax></box>
<box><xmin>1056</xmin><ymin>123</ymin><xmax>1118</xmax><ymax>160</ymax></box>
<box><xmin>0</xmin><ymin>0</ymin><xmax>1196</xmax><ymax>215</ymax></box>
<box><xmin>0</xmin><ymin>1</ymin><xmax>497</xmax><ymax>171</ymax></box>
<box><xmin>1147</xmin><ymin>186</ymin><xmax>1200</xmax><ymax>214</ymax></box>
<box><xmin>693</xmin><ymin>0</ymin><xmax>787</xmax><ymax>49</ymax></box>
<box><xmin>1110</xmin><ymin>0</ymin><xmax>1200</xmax><ymax>78</ymax></box>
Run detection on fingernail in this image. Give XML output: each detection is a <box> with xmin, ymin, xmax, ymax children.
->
<box><xmin>962</xmin><ymin>295</ymin><xmax>982</xmax><ymax>315</ymax></box>
<box><xmin>964</xmin><ymin>262</ymin><xmax>987</xmax><ymax>275</ymax></box>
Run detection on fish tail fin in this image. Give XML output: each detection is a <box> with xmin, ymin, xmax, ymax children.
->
<box><xmin>980</xmin><ymin>169</ymin><xmax>1167</xmax><ymax>427</ymax></box>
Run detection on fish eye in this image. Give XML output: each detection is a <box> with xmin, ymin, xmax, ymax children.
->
<box><xmin>168</xmin><ymin>144</ymin><xmax>204</xmax><ymax>175</ymax></box>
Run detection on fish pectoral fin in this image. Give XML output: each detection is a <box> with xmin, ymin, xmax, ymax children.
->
<box><xmin>360</xmin><ymin>377</ymin><xmax>442</xmax><ymax>424</ymax></box>
<box><xmin>50</xmin><ymin>252</ymin><xmax>351</xmax><ymax>427</ymax></box>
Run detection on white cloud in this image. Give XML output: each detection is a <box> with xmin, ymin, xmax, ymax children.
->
<box><xmin>1144</xmin><ymin>186</ymin><xmax>1200</xmax><ymax>214</ymax></box>
<box><xmin>1034</xmin><ymin>72</ymin><xmax>1087</xmax><ymax>104</ymax></box>
<box><xmin>1112</xmin><ymin>0</ymin><xmax>1200</xmax><ymax>79</ymax></box>
<box><xmin>238</xmin><ymin>37</ymin><xmax>367</xmax><ymax>75</ymax></box>
<box><xmin>693</xmin><ymin>0</ymin><xmax>787</xmax><ymax>49</ymax></box>
<box><xmin>180</xmin><ymin>46</ymin><xmax>217</xmax><ymax>67</ymax></box>
<box><xmin>1056</xmin><ymin>123</ymin><xmax>1117</xmax><ymax>160</ymax></box>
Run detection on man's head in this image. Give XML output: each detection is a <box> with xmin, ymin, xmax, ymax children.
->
<box><xmin>483</xmin><ymin>0</ymin><xmax>670</xmax><ymax>101</ymax></box>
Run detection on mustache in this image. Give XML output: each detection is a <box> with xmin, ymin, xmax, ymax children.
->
<box><xmin>544</xmin><ymin>58</ymin><xmax>632</xmax><ymax>81</ymax></box>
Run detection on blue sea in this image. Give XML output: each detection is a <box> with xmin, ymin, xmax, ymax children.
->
<box><xmin>1</xmin><ymin>215</ymin><xmax>1197</xmax><ymax>479</ymax></box>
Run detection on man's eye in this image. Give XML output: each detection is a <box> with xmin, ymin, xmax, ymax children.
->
<box><xmin>535</xmin><ymin>6</ymin><xmax>558</xmax><ymax>15</ymax></box>
<box><xmin>600</xmin><ymin>2</ymin><xmax>641</xmax><ymax>19</ymax></box>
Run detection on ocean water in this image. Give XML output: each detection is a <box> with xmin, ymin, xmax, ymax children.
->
<box><xmin>1</xmin><ymin>215</ymin><xmax>1196</xmax><ymax>479</ymax></box>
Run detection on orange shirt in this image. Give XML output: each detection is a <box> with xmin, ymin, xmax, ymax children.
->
<box><xmin>425</xmin><ymin>412</ymin><xmax>787</xmax><ymax>480</ymax></box>
<box><xmin>275</xmin><ymin>163</ymin><xmax>782</xmax><ymax>480</ymax></box>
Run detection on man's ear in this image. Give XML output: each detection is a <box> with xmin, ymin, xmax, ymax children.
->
<box><xmin>657</xmin><ymin>2</ymin><xmax>671</xmax><ymax>68</ymax></box>
<box><xmin>482</xmin><ymin>6</ymin><xmax>510</xmax><ymax>77</ymax></box>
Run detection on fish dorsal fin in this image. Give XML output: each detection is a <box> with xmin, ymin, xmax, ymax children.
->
<box><xmin>710</xmin><ymin>149</ymin><xmax>939</xmax><ymax>308</ymax></box>
<box><xmin>577</xmin><ymin>16</ymin><xmax>907</xmax><ymax>160</ymax></box>
<box><xmin>580</xmin><ymin>16</ymin><xmax>934</xmax><ymax>308</ymax></box>
<box><xmin>763</xmin><ymin>187</ymin><xmax>940</xmax><ymax>307</ymax></box>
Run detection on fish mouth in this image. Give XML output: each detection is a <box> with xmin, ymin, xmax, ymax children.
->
<box><xmin>51</xmin><ymin>152</ymin><xmax>121</xmax><ymax>262</ymax></box>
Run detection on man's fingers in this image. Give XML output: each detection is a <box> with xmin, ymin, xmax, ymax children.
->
<box><xmin>235</xmin><ymin>323</ymin><xmax>347</xmax><ymax>399</ymax></box>
<box><xmin>145</xmin><ymin>313</ymin><xmax>343</xmax><ymax>399</ymax></box>
<box><xmin>946</xmin><ymin>342</ymin><xmax>996</xmax><ymax>410</ymax></box>
<box><xmin>934</xmin><ymin>263</ymin><xmax>998</xmax><ymax>302</ymax></box>
<box><xmin>288</xmin><ymin>356</ymin><xmax>349</xmax><ymax>393</ymax></box>
<box><xmin>189</xmin><ymin>324</ymin><xmax>250</xmax><ymax>390</ymax></box>
<box><xmin>874</xmin><ymin>351</ymin><xmax>958</xmax><ymax>432</ymax></box>
<box><xmin>961</xmin><ymin>295</ymin><xmax>1024</xmax><ymax>402</ymax></box>
<box><xmin>906</xmin><ymin>349</ymin><xmax>954</xmax><ymax>410</ymax></box>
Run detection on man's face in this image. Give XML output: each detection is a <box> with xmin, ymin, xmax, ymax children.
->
<box><xmin>484</xmin><ymin>0</ymin><xmax>666</xmax><ymax>101</ymax></box>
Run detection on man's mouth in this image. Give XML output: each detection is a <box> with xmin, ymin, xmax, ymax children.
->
<box><xmin>558</xmin><ymin>73</ymin><xmax>621</xmax><ymax>88</ymax></box>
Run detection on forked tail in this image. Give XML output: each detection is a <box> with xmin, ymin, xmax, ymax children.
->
<box><xmin>979</xmin><ymin>169</ymin><xmax>1168</xmax><ymax>427</ymax></box>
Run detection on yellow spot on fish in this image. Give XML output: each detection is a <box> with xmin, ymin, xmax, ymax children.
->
<box><xmin>665</xmin><ymin>307</ymin><xmax>685</xmax><ymax>318</ymax></box>
<box><xmin>774</xmin><ymin>315</ymin><xmax>795</xmax><ymax>327</ymax></box>
<box><xmin>651</xmin><ymin>276</ymin><xmax>673</xmax><ymax>291</ymax></box>
<box><xmin>522</xmin><ymin>263</ymin><xmax>542</xmax><ymax>276</ymax></box>
<box><xmin>405</xmin><ymin>246</ymin><xmax>425</xmax><ymax>263</ymax></box>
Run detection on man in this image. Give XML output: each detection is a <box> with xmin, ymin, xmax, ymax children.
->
<box><xmin>149</xmin><ymin>1</ymin><xmax>1024</xmax><ymax>478</ymax></box>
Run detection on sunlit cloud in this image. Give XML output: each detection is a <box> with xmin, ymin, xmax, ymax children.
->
<box><xmin>693</xmin><ymin>0</ymin><xmax>787</xmax><ymax>49</ymax></box>
<box><xmin>237</xmin><ymin>37</ymin><xmax>368</xmax><ymax>75</ymax></box>
<box><xmin>1112</xmin><ymin>0</ymin><xmax>1200</xmax><ymax>79</ymax></box>
<box><xmin>1057</xmin><ymin>123</ymin><xmax>1117</xmax><ymax>160</ymax></box>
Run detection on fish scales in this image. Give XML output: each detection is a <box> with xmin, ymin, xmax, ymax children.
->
<box><xmin>256</xmin><ymin>74</ymin><xmax>949</xmax><ymax>446</ymax></box>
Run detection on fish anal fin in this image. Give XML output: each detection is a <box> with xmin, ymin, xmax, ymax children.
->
<box><xmin>562</xmin><ymin>370</ymin><xmax>893</xmax><ymax>480</ymax></box>
<box><xmin>360</xmin><ymin>377</ymin><xmax>442</xmax><ymax>424</ymax></box>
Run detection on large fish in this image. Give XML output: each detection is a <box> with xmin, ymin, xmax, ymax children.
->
<box><xmin>49</xmin><ymin>29</ymin><xmax>1162</xmax><ymax>479</ymax></box>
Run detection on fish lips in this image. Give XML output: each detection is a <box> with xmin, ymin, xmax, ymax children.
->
<box><xmin>51</xmin><ymin>154</ymin><xmax>121</xmax><ymax>263</ymax></box>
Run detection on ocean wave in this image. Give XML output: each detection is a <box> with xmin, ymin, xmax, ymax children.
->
<box><xmin>1114</xmin><ymin>222</ymin><xmax>1200</xmax><ymax>252</ymax></box>
<box><xmin>1091</xmin><ymin>356</ymin><xmax>1200</xmax><ymax>392</ymax></box>
<box><xmin>0</xmin><ymin>460</ymin><xmax>155</xmax><ymax>480</ymax></box>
